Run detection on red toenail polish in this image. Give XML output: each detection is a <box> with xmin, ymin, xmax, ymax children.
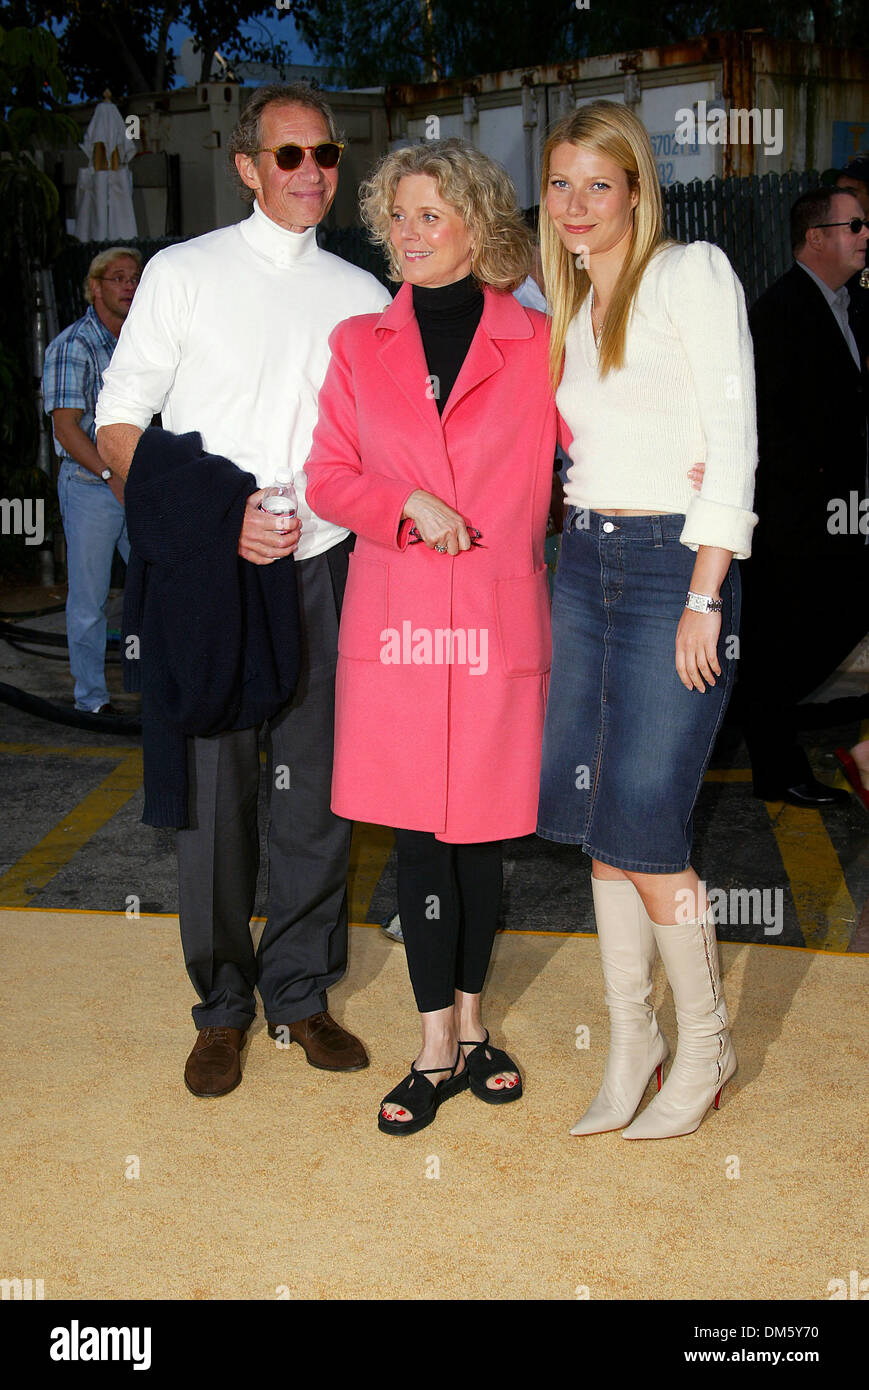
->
<box><xmin>397</xmin><ymin>1109</ymin><xmax>406</xmax><ymax>1116</ymax></box>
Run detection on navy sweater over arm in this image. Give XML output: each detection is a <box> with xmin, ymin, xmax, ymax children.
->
<box><xmin>122</xmin><ymin>427</ymin><xmax>301</xmax><ymax>827</ymax></box>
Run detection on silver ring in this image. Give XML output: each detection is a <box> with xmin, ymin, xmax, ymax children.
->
<box><xmin>435</xmin><ymin>544</ymin><xmax>447</xmax><ymax>553</ymax></box>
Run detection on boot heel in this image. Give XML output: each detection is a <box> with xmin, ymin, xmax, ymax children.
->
<box><xmin>569</xmin><ymin>878</ymin><xmax>668</xmax><ymax>1136</ymax></box>
<box><xmin>622</xmin><ymin>913</ymin><xmax>736</xmax><ymax>1141</ymax></box>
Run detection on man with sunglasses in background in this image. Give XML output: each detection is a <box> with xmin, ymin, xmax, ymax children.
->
<box><xmin>95</xmin><ymin>85</ymin><xmax>391</xmax><ymax>1097</ymax></box>
<box><xmin>835</xmin><ymin>154</ymin><xmax>869</xmax><ymax>355</ymax></box>
<box><xmin>43</xmin><ymin>246</ymin><xmax>141</xmax><ymax>716</ymax></box>
<box><xmin>732</xmin><ymin>185</ymin><xmax>869</xmax><ymax>807</ymax></box>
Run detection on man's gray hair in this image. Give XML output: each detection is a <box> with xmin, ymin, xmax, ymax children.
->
<box><xmin>228</xmin><ymin>83</ymin><xmax>341</xmax><ymax>205</ymax></box>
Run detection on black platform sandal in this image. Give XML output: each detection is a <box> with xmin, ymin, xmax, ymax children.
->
<box><xmin>378</xmin><ymin>1046</ymin><xmax>469</xmax><ymax>1135</ymax></box>
<box><xmin>458</xmin><ymin>1030</ymin><xmax>523</xmax><ymax>1104</ymax></box>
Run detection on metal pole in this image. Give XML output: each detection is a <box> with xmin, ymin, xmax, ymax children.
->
<box><xmin>521</xmin><ymin>82</ymin><xmax>539</xmax><ymax>212</ymax></box>
<box><xmin>32</xmin><ymin>270</ymin><xmax>56</xmax><ymax>585</ymax></box>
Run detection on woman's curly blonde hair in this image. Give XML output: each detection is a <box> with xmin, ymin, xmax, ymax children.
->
<box><xmin>360</xmin><ymin>138</ymin><xmax>533</xmax><ymax>291</ymax></box>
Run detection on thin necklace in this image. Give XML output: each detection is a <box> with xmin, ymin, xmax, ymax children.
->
<box><xmin>590</xmin><ymin>289</ymin><xmax>604</xmax><ymax>345</ymax></box>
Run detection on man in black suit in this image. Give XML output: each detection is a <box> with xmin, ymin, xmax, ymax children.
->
<box><xmin>836</xmin><ymin>155</ymin><xmax>869</xmax><ymax>350</ymax></box>
<box><xmin>735</xmin><ymin>185</ymin><xmax>869</xmax><ymax>807</ymax></box>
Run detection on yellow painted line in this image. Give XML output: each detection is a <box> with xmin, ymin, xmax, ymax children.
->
<box><xmin>0</xmin><ymin>749</ymin><xmax>750</xmax><ymax>779</ymax></box>
<box><xmin>0</xmin><ymin>905</ymin><xmax>176</xmax><ymax>917</ymax></box>
<box><xmin>0</xmin><ymin>749</ymin><xmax>143</xmax><ymax>908</ymax></box>
<box><xmin>0</xmin><ymin>741</ymin><xmax>139</xmax><ymax>758</ymax></box>
<box><xmin>348</xmin><ymin>822</ymin><xmax>396</xmax><ymax>924</ymax></box>
<box><xmin>765</xmin><ymin>802</ymin><xmax>856</xmax><ymax>952</ymax></box>
<box><xmin>0</xmin><ymin>908</ymin><xmax>865</xmax><ymax>956</ymax></box>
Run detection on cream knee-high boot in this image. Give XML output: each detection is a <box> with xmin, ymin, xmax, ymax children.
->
<box><xmin>570</xmin><ymin>878</ymin><xmax>669</xmax><ymax>1136</ymax></box>
<box><xmin>622</xmin><ymin>911</ymin><xmax>736</xmax><ymax>1140</ymax></box>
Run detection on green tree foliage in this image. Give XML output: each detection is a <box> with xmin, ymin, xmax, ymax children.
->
<box><xmin>291</xmin><ymin>0</ymin><xmax>866</xmax><ymax>86</ymax></box>
<box><xmin>0</xmin><ymin>0</ymin><xmax>299</xmax><ymax>100</ymax></box>
<box><xmin>1</xmin><ymin>0</ymin><xmax>862</xmax><ymax>100</ymax></box>
<box><xmin>0</xmin><ymin>23</ymin><xmax>77</xmax><ymax>575</ymax></box>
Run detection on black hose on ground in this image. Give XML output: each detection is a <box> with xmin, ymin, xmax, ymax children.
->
<box><xmin>4</xmin><ymin>641</ymin><xmax>81</xmax><ymax>662</ymax></box>
<box><xmin>0</xmin><ymin>620</ymin><xmax>120</xmax><ymax>650</ymax></box>
<box><xmin>0</xmin><ymin>682</ymin><xmax>140</xmax><ymax>734</ymax></box>
<box><xmin>0</xmin><ymin>602</ymin><xmax>67</xmax><ymax>621</ymax></box>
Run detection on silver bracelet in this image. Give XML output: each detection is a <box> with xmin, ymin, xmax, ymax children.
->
<box><xmin>685</xmin><ymin>591</ymin><xmax>723</xmax><ymax>614</ymax></box>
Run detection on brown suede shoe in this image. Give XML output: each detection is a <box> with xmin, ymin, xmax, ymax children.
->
<box><xmin>267</xmin><ymin>1011</ymin><xmax>368</xmax><ymax>1071</ymax></box>
<box><xmin>184</xmin><ymin>1026</ymin><xmax>247</xmax><ymax>1097</ymax></box>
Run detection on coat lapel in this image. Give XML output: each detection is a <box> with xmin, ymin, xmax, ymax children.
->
<box><xmin>441</xmin><ymin>286</ymin><xmax>535</xmax><ymax>426</ymax></box>
<box><xmin>375</xmin><ymin>282</ymin><xmax>537</xmax><ymax>432</ymax></box>
<box><xmin>375</xmin><ymin>283</ymin><xmax>444</xmax><ymax>436</ymax></box>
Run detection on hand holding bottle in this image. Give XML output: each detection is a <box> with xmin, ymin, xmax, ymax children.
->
<box><xmin>238</xmin><ymin>470</ymin><xmax>302</xmax><ymax>564</ymax></box>
<box><xmin>259</xmin><ymin>475</ymin><xmax>298</xmax><ymax>531</ymax></box>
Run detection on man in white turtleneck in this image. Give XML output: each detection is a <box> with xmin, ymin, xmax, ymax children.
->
<box><xmin>95</xmin><ymin>85</ymin><xmax>391</xmax><ymax>1098</ymax></box>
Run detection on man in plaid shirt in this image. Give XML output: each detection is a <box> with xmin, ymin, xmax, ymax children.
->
<box><xmin>42</xmin><ymin>247</ymin><xmax>141</xmax><ymax>713</ymax></box>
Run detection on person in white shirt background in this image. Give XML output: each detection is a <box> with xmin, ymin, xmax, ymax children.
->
<box><xmin>536</xmin><ymin>100</ymin><xmax>758</xmax><ymax>1142</ymax></box>
<box><xmin>95</xmin><ymin>85</ymin><xmax>391</xmax><ymax>1098</ymax></box>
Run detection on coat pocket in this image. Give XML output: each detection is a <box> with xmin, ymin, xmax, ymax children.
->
<box><xmin>493</xmin><ymin>567</ymin><xmax>552</xmax><ymax>676</ymax></box>
<box><xmin>337</xmin><ymin>552</ymin><xmax>389</xmax><ymax>661</ymax></box>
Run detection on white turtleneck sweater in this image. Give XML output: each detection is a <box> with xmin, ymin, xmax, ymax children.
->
<box><xmin>95</xmin><ymin>201</ymin><xmax>391</xmax><ymax>561</ymax></box>
<box><xmin>557</xmin><ymin>241</ymin><xmax>758</xmax><ymax>558</ymax></box>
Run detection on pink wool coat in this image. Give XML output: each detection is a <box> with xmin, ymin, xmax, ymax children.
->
<box><xmin>305</xmin><ymin>282</ymin><xmax>557</xmax><ymax>842</ymax></box>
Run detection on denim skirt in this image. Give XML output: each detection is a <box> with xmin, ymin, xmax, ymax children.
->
<box><xmin>537</xmin><ymin>509</ymin><xmax>740</xmax><ymax>872</ymax></box>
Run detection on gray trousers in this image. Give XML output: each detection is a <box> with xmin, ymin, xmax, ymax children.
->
<box><xmin>176</xmin><ymin>540</ymin><xmax>352</xmax><ymax>1029</ymax></box>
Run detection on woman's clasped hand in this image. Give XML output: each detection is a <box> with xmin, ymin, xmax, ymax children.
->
<box><xmin>402</xmin><ymin>488</ymin><xmax>472</xmax><ymax>554</ymax></box>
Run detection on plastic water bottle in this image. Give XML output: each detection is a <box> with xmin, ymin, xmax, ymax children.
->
<box><xmin>259</xmin><ymin>466</ymin><xmax>297</xmax><ymax>534</ymax></box>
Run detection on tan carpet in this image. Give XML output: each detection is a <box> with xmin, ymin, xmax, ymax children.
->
<box><xmin>1</xmin><ymin>910</ymin><xmax>866</xmax><ymax>1301</ymax></box>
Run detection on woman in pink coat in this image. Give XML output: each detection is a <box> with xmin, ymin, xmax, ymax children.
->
<box><xmin>305</xmin><ymin>139</ymin><xmax>557</xmax><ymax>1134</ymax></box>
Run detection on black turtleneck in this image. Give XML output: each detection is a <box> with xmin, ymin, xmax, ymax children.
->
<box><xmin>412</xmin><ymin>274</ymin><xmax>484</xmax><ymax>416</ymax></box>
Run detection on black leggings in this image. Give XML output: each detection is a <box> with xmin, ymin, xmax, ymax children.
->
<box><xmin>394</xmin><ymin>829</ymin><xmax>503</xmax><ymax>1013</ymax></box>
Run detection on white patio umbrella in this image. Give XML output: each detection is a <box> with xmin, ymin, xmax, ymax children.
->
<box><xmin>74</xmin><ymin>91</ymin><xmax>138</xmax><ymax>241</ymax></box>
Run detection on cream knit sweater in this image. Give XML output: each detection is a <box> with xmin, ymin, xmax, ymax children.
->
<box><xmin>557</xmin><ymin>240</ymin><xmax>758</xmax><ymax>558</ymax></box>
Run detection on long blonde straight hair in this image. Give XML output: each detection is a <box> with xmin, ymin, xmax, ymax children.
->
<box><xmin>540</xmin><ymin>101</ymin><xmax>669</xmax><ymax>387</ymax></box>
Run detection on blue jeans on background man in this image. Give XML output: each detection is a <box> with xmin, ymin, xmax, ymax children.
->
<box><xmin>57</xmin><ymin>459</ymin><xmax>130</xmax><ymax>711</ymax></box>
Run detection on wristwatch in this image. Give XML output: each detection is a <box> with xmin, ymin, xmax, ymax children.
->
<box><xmin>685</xmin><ymin>591</ymin><xmax>723</xmax><ymax>614</ymax></box>
<box><xmin>100</xmin><ymin>467</ymin><xmax>112</xmax><ymax>481</ymax></box>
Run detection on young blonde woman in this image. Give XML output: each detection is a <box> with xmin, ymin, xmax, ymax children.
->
<box><xmin>536</xmin><ymin>101</ymin><xmax>758</xmax><ymax>1139</ymax></box>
